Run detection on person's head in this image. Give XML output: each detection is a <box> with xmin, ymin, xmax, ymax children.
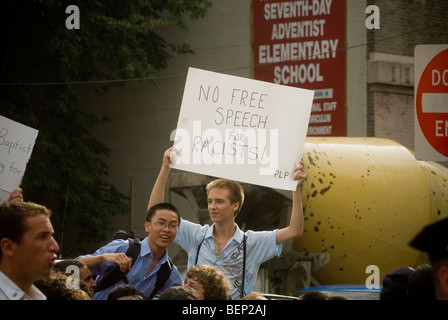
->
<box><xmin>53</xmin><ymin>259</ymin><xmax>97</xmax><ymax>295</ymax></box>
<box><xmin>407</xmin><ymin>264</ymin><xmax>435</xmax><ymax>300</ymax></box>
<box><xmin>0</xmin><ymin>202</ymin><xmax>59</xmax><ymax>287</ymax></box>
<box><xmin>380</xmin><ymin>266</ymin><xmax>414</xmax><ymax>300</ymax></box>
<box><xmin>241</xmin><ymin>292</ymin><xmax>268</xmax><ymax>300</ymax></box>
<box><xmin>409</xmin><ymin>216</ymin><xmax>448</xmax><ymax>300</ymax></box>
<box><xmin>297</xmin><ymin>291</ymin><xmax>329</xmax><ymax>300</ymax></box>
<box><xmin>325</xmin><ymin>295</ymin><xmax>348</xmax><ymax>300</ymax></box>
<box><xmin>78</xmin><ymin>279</ymin><xmax>93</xmax><ymax>299</ymax></box>
<box><xmin>34</xmin><ymin>269</ymin><xmax>91</xmax><ymax>300</ymax></box>
<box><xmin>206</xmin><ymin>179</ymin><xmax>244</xmax><ymax>220</ymax></box>
<box><xmin>159</xmin><ymin>285</ymin><xmax>200</xmax><ymax>300</ymax></box>
<box><xmin>431</xmin><ymin>258</ymin><xmax>448</xmax><ymax>300</ymax></box>
<box><xmin>184</xmin><ymin>264</ymin><xmax>231</xmax><ymax>300</ymax></box>
<box><xmin>107</xmin><ymin>283</ymin><xmax>144</xmax><ymax>300</ymax></box>
<box><xmin>145</xmin><ymin>203</ymin><xmax>180</xmax><ymax>250</ymax></box>
<box><xmin>72</xmin><ymin>286</ymin><xmax>92</xmax><ymax>300</ymax></box>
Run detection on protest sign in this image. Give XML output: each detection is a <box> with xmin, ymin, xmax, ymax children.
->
<box><xmin>0</xmin><ymin>115</ymin><xmax>38</xmax><ymax>202</ymax></box>
<box><xmin>171</xmin><ymin>67</ymin><xmax>314</xmax><ymax>191</ymax></box>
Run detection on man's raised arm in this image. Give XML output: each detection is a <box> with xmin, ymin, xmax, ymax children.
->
<box><xmin>147</xmin><ymin>147</ymin><xmax>174</xmax><ymax>211</ymax></box>
<box><xmin>275</xmin><ymin>161</ymin><xmax>306</xmax><ymax>245</ymax></box>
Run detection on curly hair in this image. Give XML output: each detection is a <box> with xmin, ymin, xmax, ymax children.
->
<box><xmin>34</xmin><ymin>270</ymin><xmax>90</xmax><ymax>300</ymax></box>
<box><xmin>186</xmin><ymin>265</ymin><xmax>231</xmax><ymax>300</ymax></box>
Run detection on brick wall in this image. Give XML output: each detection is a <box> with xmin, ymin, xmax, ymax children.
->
<box><xmin>365</xmin><ymin>0</ymin><xmax>448</xmax><ymax>150</ymax></box>
<box><xmin>373</xmin><ymin>90</ymin><xmax>415</xmax><ymax>148</ymax></box>
<box><xmin>367</xmin><ymin>0</ymin><xmax>448</xmax><ymax>56</ymax></box>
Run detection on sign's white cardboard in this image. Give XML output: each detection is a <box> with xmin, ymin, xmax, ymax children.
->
<box><xmin>171</xmin><ymin>67</ymin><xmax>314</xmax><ymax>191</ymax></box>
<box><xmin>0</xmin><ymin>115</ymin><xmax>38</xmax><ymax>202</ymax></box>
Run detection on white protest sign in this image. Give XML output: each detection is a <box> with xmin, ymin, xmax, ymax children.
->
<box><xmin>0</xmin><ymin>115</ymin><xmax>38</xmax><ymax>202</ymax></box>
<box><xmin>171</xmin><ymin>67</ymin><xmax>314</xmax><ymax>191</ymax></box>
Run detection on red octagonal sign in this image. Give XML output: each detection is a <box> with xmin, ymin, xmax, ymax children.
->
<box><xmin>416</xmin><ymin>48</ymin><xmax>448</xmax><ymax>157</ymax></box>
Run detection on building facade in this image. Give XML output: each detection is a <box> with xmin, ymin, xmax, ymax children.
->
<box><xmin>79</xmin><ymin>0</ymin><xmax>448</xmax><ymax>293</ymax></box>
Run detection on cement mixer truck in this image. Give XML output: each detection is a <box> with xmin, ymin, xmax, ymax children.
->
<box><xmin>167</xmin><ymin>137</ymin><xmax>448</xmax><ymax>296</ymax></box>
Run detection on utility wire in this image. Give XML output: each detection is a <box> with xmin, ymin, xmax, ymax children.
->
<box><xmin>0</xmin><ymin>21</ymin><xmax>442</xmax><ymax>87</ymax></box>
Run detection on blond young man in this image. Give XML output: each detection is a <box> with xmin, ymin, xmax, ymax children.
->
<box><xmin>148</xmin><ymin>147</ymin><xmax>306</xmax><ymax>300</ymax></box>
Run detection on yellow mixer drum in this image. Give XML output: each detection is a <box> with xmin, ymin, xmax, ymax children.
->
<box><xmin>294</xmin><ymin>137</ymin><xmax>448</xmax><ymax>284</ymax></box>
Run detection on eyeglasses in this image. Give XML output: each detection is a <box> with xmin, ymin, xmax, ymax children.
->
<box><xmin>149</xmin><ymin>221</ymin><xmax>179</xmax><ymax>230</ymax></box>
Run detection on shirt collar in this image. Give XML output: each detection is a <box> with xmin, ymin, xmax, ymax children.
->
<box><xmin>0</xmin><ymin>271</ymin><xmax>46</xmax><ymax>300</ymax></box>
<box><xmin>206</xmin><ymin>223</ymin><xmax>245</xmax><ymax>243</ymax></box>
<box><xmin>141</xmin><ymin>237</ymin><xmax>169</xmax><ymax>264</ymax></box>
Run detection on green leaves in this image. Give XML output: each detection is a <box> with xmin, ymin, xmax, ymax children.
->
<box><xmin>1</xmin><ymin>0</ymin><xmax>211</xmax><ymax>256</ymax></box>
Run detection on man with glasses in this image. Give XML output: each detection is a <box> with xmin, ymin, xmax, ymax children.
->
<box><xmin>77</xmin><ymin>202</ymin><xmax>183</xmax><ymax>300</ymax></box>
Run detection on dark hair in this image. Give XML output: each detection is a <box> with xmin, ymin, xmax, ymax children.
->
<box><xmin>146</xmin><ymin>202</ymin><xmax>180</xmax><ymax>225</ymax></box>
<box><xmin>159</xmin><ymin>286</ymin><xmax>199</xmax><ymax>300</ymax></box>
<box><xmin>53</xmin><ymin>259</ymin><xmax>87</xmax><ymax>273</ymax></box>
<box><xmin>380</xmin><ymin>266</ymin><xmax>413</xmax><ymax>300</ymax></box>
<box><xmin>107</xmin><ymin>284</ymin><xmax>144</xmax><ymax>300</ymax></box>
<box><xmin>0</xmin><ymin>202</ymin><xmax>52</xmax><ymax>244</ymax></box>
<box><xmin>298</xmin><ymin>291</ymin><xmax>329</xmax><ymax>300</ymax></box>
<box><xmin>407</xmin><ymin>264</ymin><xmax>436</xmax><ymax>300</ymax></box>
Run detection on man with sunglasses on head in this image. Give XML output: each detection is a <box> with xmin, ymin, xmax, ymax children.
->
<box><xmin>77</xmin><ymin>202</ymin><xmax>183</xmax><ymax>300</ymax></box>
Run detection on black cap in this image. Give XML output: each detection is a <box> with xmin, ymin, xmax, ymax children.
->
<box><xmin>409</xmin><ymin>216</ymin><xmax>448</xmax><ymax>262</ymax></box>
<box><xmin>380</xmin><ymin>266</ymin><xmax>414</xmax><ymax>300</ymax></box>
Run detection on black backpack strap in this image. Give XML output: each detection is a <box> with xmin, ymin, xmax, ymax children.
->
<box><xmin>195</xmin><ymin>235</ymin><xmax>206</xmax><ymax>265</ymax></box>
<box><xmin>147</xmin><ymin>257</ymin><xmax>173</xmax><ymax>299</ymax></box>
<box><xmin>195</xmin><ymin>232</ymin><xmax>246</xmax><ymax>298</ymax></box>
<box><xmin>240</xmin><ymin>233</ymin><xmax>246</xmax><ymax>298</ymax></box>
<box><xmin>95</xmin><ymin>237</ymin><xmax>141</xmax><ymax>293</ymax></box>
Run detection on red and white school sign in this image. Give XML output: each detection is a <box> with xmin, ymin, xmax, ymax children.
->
<box><xmin>415</xmin><ymin>44</ymin><xmax>448</xmax><ymax>161</ymax></box>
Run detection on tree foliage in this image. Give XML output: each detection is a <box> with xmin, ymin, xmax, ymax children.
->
<box><xmin>0</xmin><ymin>0</ymin><xmax>212</xmax><ymax>257</ymax></box>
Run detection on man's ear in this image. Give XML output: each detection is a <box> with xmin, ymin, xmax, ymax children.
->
<box><xmin>144</xmin><ymin>221</ymin><xmax>150</xmax><ymax>233</ymax></box>
<box><xmin>232</xmin><ymin>201</ymin><xmax>240</xmax><ymax>215</ymax></box>
<box><xmin>0</xmin><ymin>238</ymin><xmax>16</xmax><ymax>258</ymax></box>
<box><xmin>437</xmin><ymin>265</ymin><xmax>448</xmax><ymax>299</ymax></box>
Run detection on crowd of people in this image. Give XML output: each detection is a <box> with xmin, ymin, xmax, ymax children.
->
<box><xmin>1</xmin><ymin>145</ymin><xmax>448</xmax><ymax>301</ymax></box>
<box><xmin>0</xmin><ymin>187</ymin><xmax>264</xmax><ymax>301</ymax></box>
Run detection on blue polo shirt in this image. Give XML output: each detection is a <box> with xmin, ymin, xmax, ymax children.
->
<box><xmin>77</xmin><ymin>237</ymin><xmax>183</xmax><ymax>300</ymax></box>
<box><xmin>175</xmin><ymin>219</ymin><xmax>282</xmax><ymax>300</ymax></box>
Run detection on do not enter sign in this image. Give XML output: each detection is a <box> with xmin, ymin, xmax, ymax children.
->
<box><xmin>415</xmin><ymin>45</ymin><xmax>448</xmax><ymax>161</ymax></box>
